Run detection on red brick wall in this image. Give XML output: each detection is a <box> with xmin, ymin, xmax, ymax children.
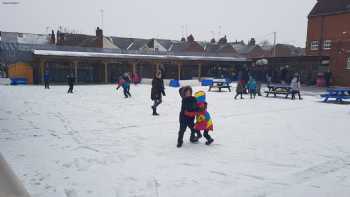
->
<box><xmin>306</xmin><ymin>13</ymin><xmax>350</xmax><ymax>56</ymax></box>
<box><xmin>306</xmin><ymin>13</ymin><xmax>350</xmax><ymax>86</ymax></box>
<box><xmin>329</xmin><ymin>40</ymin><xmax>350</xmax><ymax>86</ymax></box>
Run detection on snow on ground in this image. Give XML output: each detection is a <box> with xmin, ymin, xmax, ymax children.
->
<box><xmin>1</xmin><ymin>84</ymin><xmax>350</xmax><ymax>197</ymax></box>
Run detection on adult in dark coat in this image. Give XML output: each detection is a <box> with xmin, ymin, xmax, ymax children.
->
<box><xmin>67</xmin><ymin>74</ymin><xmax>75</xmax><ymax>94</ymax></box>
<box><xmin>151</xmin><ymin>72</ymin><xmax>165</xmax><ymax>115</ymax></box>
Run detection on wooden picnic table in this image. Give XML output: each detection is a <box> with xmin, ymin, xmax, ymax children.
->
<box><xmin>208</xmin><ymin>80</ymin><xmax>231</xmax><ymax>92</ymax></box>
<box><xmin>265</xmin><ymin>84</ymin><xmax>292</xmax><ymax>98</ymax></box>
<box><xmin>321</xmin><ymin>88</ymin><xmax>350</xmax><ymax>102</ymax></box>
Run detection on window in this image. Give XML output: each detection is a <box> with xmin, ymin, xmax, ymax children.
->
<box><xmin>347</xmin><ymin>57</ymin><xmax>350</xmax><ymax>70</ymax></box>
<box><xmin>324</xmin><ymin>40</ymin><xmax>332</xmax><ymax>50</ymax></box>
<box><xmin>310</xmin><ymin>41</ymin><xmax>319</xmax><ymax>51</ymax></box>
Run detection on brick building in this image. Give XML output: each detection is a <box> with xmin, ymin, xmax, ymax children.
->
<box><xmin>306</xmin><ymin>0</ymin><xmax>350</xmax><ymax>86</ymax></box>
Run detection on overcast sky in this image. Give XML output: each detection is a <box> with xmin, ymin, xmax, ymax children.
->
<box><xmin>0</xmin><ymin>0</ymin><xmax>316</xmax><ymax>47</ymax></box>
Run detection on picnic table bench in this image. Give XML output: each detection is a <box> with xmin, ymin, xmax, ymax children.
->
<box><xmin>265</xmin><ymin>84</ymin><xmax>292</xmax><ymax>98</ymax></box>
<box><xmin>321</xmin><ymin>88</ymin><xmax>350</xmax><ymax>103</ymax></box>
<box><xmin>208</xmin><ymin>80</ymin><xmax>231</xmax><ymax>92</ymax></box>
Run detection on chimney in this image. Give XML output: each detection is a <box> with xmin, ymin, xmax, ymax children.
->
<box><xmin>248</xmin><ymin>38</ymin><xmax>256</xmax><ymax>46</ymax></box>
<box><xmin>56</xmin><ymin>30</ymin><xmax>64</xmax><ymax>45</ymax></box>
<box><xmin>96</xmin><ymin>27</ymin><xmax>103</xmax><ymax>48</ymax></box>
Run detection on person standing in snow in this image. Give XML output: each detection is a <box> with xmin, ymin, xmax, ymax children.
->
<box><xmin>247</xmin><ymin>76</ymin><xmax>257</xmax><ymax>99</ymax></box>
<box><xmin>67</xmin><ymin>74</ymin><xmax>75</xmax><ymax>94</ymax></box>
<box><xmin>44</xmin><ymin>70</ymin><xmax>50</xmax><ymax>89</ymax></box>
<box><xmin>193</xmin><ymin>91</ymin><xmax>214</xmax><ymax>145</ymax></box>
<box><xmin>177</xmin><ymin>86</ymin><xmax>200</xmax><ymax>148</ymax></box>
<box><xmin>151</xmin><ymin>72</ymin><xmax>165</xmax><ymax>116</ymax></box>
<box><xmin>289</xmin><ymin>73</ymin><xmax>302</xmax><ymax>100</ymax></box>
<box><xmin>117</xmin><ymin>72</ymin><xmax>132</xmax><ymax>98</ymax></box>
<box><xmin>234</xmin><ymin>80</ymin><xmax>244</xmax><ymax>99</ymax></box>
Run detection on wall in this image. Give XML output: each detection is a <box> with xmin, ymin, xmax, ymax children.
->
<box><xmin>306</xmin><ymin>13</ymin><xmax>350</xmax><ymax>56</ymax></box>
<box><xmin>329</xmin><ymin>41</ymin><xmax>350</xmax><ymax>86</ymax></box>
<box><xmin>306</xmin><ymin>13</ymin><xmax>350</xmax><ymax>86</ymax></box>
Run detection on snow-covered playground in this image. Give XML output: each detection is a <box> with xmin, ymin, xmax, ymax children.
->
<box><xmin>1</xmin><ymin>84</ymin><xmax>350</xmax><ymax>197</ymax></box>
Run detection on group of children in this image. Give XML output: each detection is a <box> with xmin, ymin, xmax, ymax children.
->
<box><xmin>235</xmin><ymin>76</ymin><xmax>258</xmax><ymax>99</ymax></box>
<box><xmin>235</xmin><ymin>73</ymin><xmax>302</xmax><ymax>100</ymax></box>
<box><xmin>116</xmin><ymin>73</ymin><xmax>132</xmax><ymax>98</ymax></box>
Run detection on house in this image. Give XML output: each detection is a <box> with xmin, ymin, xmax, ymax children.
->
<box><xmin>232</xmin><ymin>40</ymin><xmax>267</xmax><ymax>58</ymax></box>
<box><xmin>273</xmin><ymin>44</ymin><xmax>305</xmax><ymax>57</ymax></box>
<box><xmin>306</xmin><ymin>0</ymin><xmax>350</xmax><ymax>86</ymax></box>
<box><xmin>169</xmin><ymin>35</ymin><xmax>204</xmax><ymax>53</ymax></box>
<box><xmin>127</xmin><ymin>38</ymin><xmax>149</xmax><ymax>51</ymax></box>
<box><xmin>0</xmin><ymin>31</ymin><xmax>49</xmax><ymax>45</ymax></box>
<box><xmin>110</xmin><ymin>37</ymin><xmax>135</xmax><ymax>50</ymax></box>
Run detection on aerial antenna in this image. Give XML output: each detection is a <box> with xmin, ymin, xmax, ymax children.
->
<box><xmin>181</xmin><ymin>25</ymin><xmax>185</xmax><ymax>38</ymax></box>
<box><xmin>210</xmin><ymin>30</ymin><xmax>215</xmax><ymax>40</ymax></box>
<box><xmin>100</xmin><ymin>9</ymin><xmax>104</xmax><ymax>29</ymax></box>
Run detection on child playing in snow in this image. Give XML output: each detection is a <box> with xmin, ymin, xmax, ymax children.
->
<box><xmin>194</xmin><ymin>91</ymin><xmax>214</xmax><ymax>145</ymax></box>
<box><xmin>177</xmin><ymin>86</ymin><xmax>201</xmax><ymax>148</ymax></box>
<box><xmin>247</xmin><ymin>76</ymin><xmax>257</xmax><ymax>99</ymax></box>
<box><xmin>234</xmin><ymin>80</ymin><xmax>244</xmax><ymax>99</ymax></box>
<box><xmin>116</xmin><ymin>73</ymin><xmax>132</xmax><ymax>98</ymax></box>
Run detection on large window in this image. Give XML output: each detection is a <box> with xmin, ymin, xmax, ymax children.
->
<box><xmin>310</xmin><ymin>41</ymin><xmax>319</xmax><ymax>51</ymax></box>
<box><xmin>323</xmin><ymin>40</ymin><xmax>332</xmax><ymax>50</ymax></box>
<box><xmin>347</xmin><ymin>57</ymin><xmax>350</xmax><ymax>70</ymax></box>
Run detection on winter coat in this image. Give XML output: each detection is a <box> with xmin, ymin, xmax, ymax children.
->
<box><xmin>151</xmin><ymin>78</ymin><xmax>165</xmax><ymax>100</ymax></box>
<box><xmin>290</xmin><ymin>77</ymin><xmax>301</xmax><ymax>91</ymax></box>
<box><xmin>44</xmin><ymin>73</ymin><xmax>49</xmax><ymax>81</ymax></box>
<box><xmin>247</xmin><ymin>79</ymin><xmax>257</xmax><ymax>90</ymax></box>
<box><xmin>67</xmin><ymin>76</ymin><xmax>75</xmax><ymax>85</ymax></box>
<box><xmin>180</xmin><ymin>96</ymin><xmax>198</xmax><ymax>120</ymax></box>
<box><xmin>236</xmin><ymin>83</ymin><xmax>244</xmax><ymax>93</ymax></box>
<box><xmin>194</xmin><ymin>102</ymin><xmax>213</xmax><ymax>131</ymax></box>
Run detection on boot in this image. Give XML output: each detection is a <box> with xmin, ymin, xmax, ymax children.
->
<box><xmin>205</xmin><ymin>139</ymin><xmax>214</xmax><ymax>145</ymax></box>
<box><xmin>196</xmin><ymin>131</ymin><xmax>202</xmax><ymax>140</ymax></box>
<box><xmin>177</xmin><ymin>141</ymin><xmax>183</xmax><ymax>148</ymax></box>
<box><xmin>152</xmin><ymin>106</ymin><xmax>159</xmax><ymax>116</ymax></box>
<box><xmin>190</xmin><ymin>131</ymin><xmax>199</xmax><ymax>143</ymax></box>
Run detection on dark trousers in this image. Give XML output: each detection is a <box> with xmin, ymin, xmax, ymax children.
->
<box><xmin>152</xmin><ymin>99</ymin><xmax>162</xmax><ymax>108</ymax></box>
<box><xmin>256</xmin><ymin>82</ymin><xmax>262</xmax><ymax>96</ymax></box>
<box><xmin>152</xmin><ymin>99</ymin><xmax>162</xmax><ymax>114</ymax></box>
<box><xmin>291</xmin><ymin>90</ymin><xmax>301</xmax><ymax>100</ymax></box>
<box><xmin>249</xmin><ymin>89</ymin><xmax>256</xmax><ymax>99</ymax></box>
<box><xmin>234</xmin><ymin>92</ymin><xmax>243</xmax><ymax>99</ymax></box>
<box><xmin>203</xmin><ymin>130</ymin><xmax>213</xmax><ymax>141</ymax></box>
<box><xmin>68</xmin><ymin>84</ymin><xmax>74</xmax><ymax>93</ymax></box>
<box><xmin>123</xmin><ymin>86</ymin><xmax>131</xmax><ymax>98</ymax></box>
<box><xmin>44</xmin><ymin>81</ymin><xmax>50</xmax><ymax>89</ymax></box>
<box><xmin>178</xmin><ymin>117</ymin><xmax>198</xmax><ymax>144</ymax></box>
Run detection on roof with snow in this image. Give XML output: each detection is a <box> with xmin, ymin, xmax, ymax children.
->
<box><xmin>33</xmin><ymin>49</ymin><xmax>249</xmax><ymax>62</ymax></box>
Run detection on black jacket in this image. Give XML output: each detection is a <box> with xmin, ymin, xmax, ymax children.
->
<box><xmin>180</xmin><ymin>96</ymin><xmax>198</xmax><ymax>120</ymax></box>
<box><xmin>67</xmin><ymin>76</ymin><xmax>75</xmax><ymax>85</ymax></box>
<box><xmin>151</xmin><ymin>78</ymin><xmax>165</xmax><ymax>100</ymax></box>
